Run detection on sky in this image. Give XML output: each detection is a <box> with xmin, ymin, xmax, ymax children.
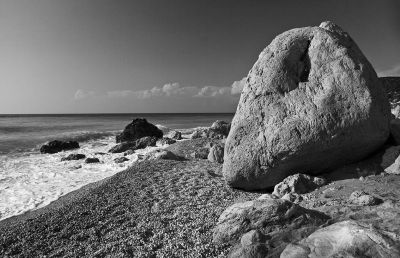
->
<box><xmin>0</xmin><ymin>0</ymin><xmax>399</xmax><ymax>114</ymax></box>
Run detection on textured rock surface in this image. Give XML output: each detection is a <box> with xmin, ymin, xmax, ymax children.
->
<box><xmin>116</xmin><ymin>118</ymin><xmax>163</xmax><ymax>143</ymax></box>
<box><xmin>212</xmin><ymin>196</ymin><xmax>329</xmax><ymax>244</ymax></box>
<box><xmin>210</xmin><ymin>120</ymin><xmax>231</xmax><ymax>136</ymax></box>
<box><xmin>144</xmin><ymin>150</ymin><xmax>183</xmax><ymax>161</ymax></box>
<box><xmin>40</xmin><ymin>140</ymin><xmax>80</xmax><ymax>154</ymax></box>
<box><xmin>109</xmin><ymin>136</ymin><xmax>157</xmax><ymax>153</ymax></box>
<box><xmin>156</xmin><ymin>137</ymin><xmax>176</xmax><ymax>146</ymax></box>
<box><xmin>114</xmin><ymin>157</ymin><xmax>129</xmax><ymax>163</ymax></box>
<box><xmin>281</xmin><ymin>220</ymin><xmax>400</xmax><ymax>258</ymax></box>
<box><xmin>191</xmin><ymin>148</ymin><xmax>210</xmax><ymax>159</ymax></box>
<box><xmin>273</xmin><ymin>173</ymin><xmax>326</xmax><ymax>197</ymax></box>
<box><xmin>208</xmin><ymin>145</ymin><xmax>224</xmax><ymax>163</ymax></box>
<box><xmin>349</xmin><ymin>191</ymin><xmax>381</xmax><ymax>206</ymax></box>
<box><xmin>169</xmin><ymin>130</ymin><xmax>182</xmax><ymax>140</ymax></box>
<box><xmin>380</xmin><ymin>77</ymin><xmax>400</xmax><ymax>109</ymax></box>
<box><xmin>61</xmin><ymin>153</ymin><xmax>86</xmax><ymax>161</ymax></box>
<box><xmin>223</xmin><ymin>21</ymin><xmax>390</xmax><ymax>190</ymax></box>
<box><xmin>381</xmin><ymin>146</ymin><xmax>400</xmax><ymax>173</ymax></box>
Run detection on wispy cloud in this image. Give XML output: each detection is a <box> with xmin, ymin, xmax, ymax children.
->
<box><xmin>74</xmin><ymin>89</ymin><xmax>96</xmax><ymax>100</ymax></box>
<box><xmin>378</xmin><ymin>64</ymin><xmax>400</xmax><ymax>77</ymax></box>
<box><xmin>75</xmin><ymin>79</ymin><xmax>247</xmax><ymax>101</ymax></box>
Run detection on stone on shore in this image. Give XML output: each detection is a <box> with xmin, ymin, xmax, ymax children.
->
<box><xmin>281</xmin><ymin>220</ymin><xmax>400</xmax><ymax>258</ymax></box>
<box><xmin>156</xmin><ymin>137</ymin><xmax>176</xmax><ymax>146</ymax></box>
<box><xmin>349</xmin><ymin>191</ymin><xmax>381</xmax><ymax>206</ymax></box>
<box><xmin>169</xmin><ymin>130</ymin><xmax>182</xmax><ymax>140</ymax></box>
<box><xmin>273</xmin><ymin>173</ymin><xmax>326</xmax><ymax>197</ymax></box>
<box><xmin>85</xmin><ymin>157</ymin><xmax>100</xmax><ymax>163</ymax></box>
<box><xmin>210</xmin><ymin>120</ymin><xmax>231</xmax><ymax>136</ymax></box>
<box><xmin>114</xmin><ymin>157</ymin><xmax>129</xmax><ymax>163</ymax></box>
<box><xmin>380</xmin><ymin>77</ymin><xmax>400</xmax><ymax>109</ymax></box>
<box><xmin>61</xmin><ymin>153</ymin><xmax>86</xmax><ymax>161</ymax></box>
<box><xmin>40</xmin><ymin>140</ymin><xmax>80</xmax><ymax>154</ymax></box>
<box><xmin>223</xmin><ymin>21</ymin><xmax>390</xmax><ymax>190</ymax></box>
<box><xmin>144</xmin><ymin>150</ymin><xmax>183</xmax><ymax>161</ymax></box>
<box><xmin>190</xmin><ymin>148</ymin><xmax>210</xmax><ymax>159</ymax></box>
<box><xmin>212</xmin><ymin>196</ymin><xmax>329</xmax><ymax>244</ymax></box>
<box><xmin>109</xmin><ymin>136</ymin><xmax>157</xmax><ymax>153</ymax></box>
<box><xmin>116</xmin><ymin>118</ymin><xmax>163</xmax><ymax>143</ymax></box>
<box><xmin>207</xmin><ymin>145</ymin><xmax>224</xmax><ymax>163</ymax></box>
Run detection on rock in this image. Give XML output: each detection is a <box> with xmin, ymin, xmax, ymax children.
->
<box><xmin>380</xmin><ymin>77</ymin><xmax>400</xmax><ymax>109</ymax></box>
<box><xmin>349</xmin><ymin>191</ymin><xmax>381</xmax><ymax>206</ymax></box>
<box><xmin>281</xmin><ymin>193</ymin><xmax>303</xmax><ymax>203</ymax></box>
<box><xmin>156</xmin><ymin>137</ymin><xmax>176</xmax><ymax>146</ymax></box>
<box><xmin>109</xmin><ymin>136</ymin><xmax>157</xmax><ymax>153</ymax></box>
<box><xmin>240</xmin><ymin>230</ymin><xmax>266</xmax><ymax>247</ymax></box>
<box><xmin>116</xmin><ymin>118</ymin><xmax>163</xmax><ymax>143</ymax></box>
<box><xmin>281</xmin><ymin>220</ymin><xmax>400</xmax><ymax>258</ymax></box>
<box><xmin>124</xmin><ymin>149</ymin><xmax>135</xmax><ymax>156</ymax></box>
<box><xmin>229</xmin><ymin>243</ymin><xmax>268</xmax><ymax>258</ymax></box>
<box><xmin>392</xmin><ymin>106</ymin><xmax>400</xmax><ymax>119</ymax></box>
<box><xmin>212</xmin><ymin>197</ymin><xmax>329</xmax><ymax>244</ymax></box>
<box><xmin>85</xmin><ymin>158</ymin><xmax>100</xmax><ymax>163</ymax></box>
<box><xmin>390</xmin><ymin>119</ymin><xmax>400</xmax><ymax>145</ymax></box>
<box><xmin>61</xmin><ymin>153</ymin><xmax>86</xmax><ymax>161</ymax></box>
<box><xmin>169</xmin><ymin>130</ymin><xmax>182</xmax><ymax>140</ymax></box>
<box><xmin>210</xmin><ymin>120</ymin><xmax>231</xmax><ymax>136</ymax></box>
<box><xmin>165</xmin><ymin>138</ymin><xmax>220</xmax><ymax>159</ymax></box>
<box><xmin>273</xmin><ymin>174</ymin><xmax>327</xmax><ymax>197</ymax></box>
<box><xmin>190</xmin><ymin>128</ymin><xmax>209</xmax><ymax>139</ymax></box>
<box><xmin>223</xmin><ymin>21</ymin><xmax>390</xmax><ymax>190</ymax></box>
<box><xmin>114</xmin><ymin>157</ymin><xmax>129</xmax><ymax>163</ymax></box>
<box><xmin>207</xmin><ymin>145</ymin><xmax>224</xmax><ymax>163</ymax></box>
<box><xmin>381</xmin><ymin>146</ymin><xmax>400</xmax><ymax>174</ymax></box>
<box><xmin>385</xmin><ymin>155</ymin><xmax>400</xmax><ymax>175</ymax></box>
<box><xmin>190</xmin><ymin>148</ymin><xmax>210</xmax><ymax>159</ymax></box>
<box><xmin>144</xmin><ymin>150</ymin><xmax>183</xmax><ymax>161</ymax></box>
<box><xmin>40</xmin><ymin>140</ymin><xmax>80</xmax><ymax>154</ymax></box>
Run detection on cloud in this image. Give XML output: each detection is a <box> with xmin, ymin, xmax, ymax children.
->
<box><xmin>195</xmin><ymin>86</ymin><xmax>231</xmax><ymax>97</ymax></box>
<box><xmin>231</xmin><ymin>77</ymin><xmax>246</xmax><ymax>95</ymax></box>
<box><xmin>74</xmin><ymin>89</ymin><xmax>96</xmax><ymax>100</ymax></box>
<box><xmin>378</xmin><ymin>64</ymin><xmax>400</xmax><ymax>77</ymax></box>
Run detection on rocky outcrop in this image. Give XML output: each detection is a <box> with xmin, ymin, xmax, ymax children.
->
<box><xmin>223</xmin><ymin>21</ymin><xmax>390</xmax><ymax>190</ymax></box>
<box><xmin>281</xmin><ymin>220</ymin><xmax>400</xmax><ymax>258</ymax></box>
<box><xmin>207</xmin><ymin>145</ymin><xmax>224</xmax><ymax>163</ymax></box>
<box><xmin>380</xmin><ymin>77</ymin><xmax>400</xmax><ymax>109</ymax></box>
<box><xmin>116</xmin><ymin>118</ymin><xmax>163</xmax><ymax>143</ymax></box>
<box><xmin>190</xmin><ymin>148</ymin><xmax>209</xmax><ymax>159</ymax></box>
<box><xmin>212</xmin><ymin>195</ymin><xmax>329</xmax><ymax>245</ymax></box>
<box><xmin>144</xmin><ymin>150</ymin><xmax>183</xmax><ymax>161</ymax></box>
<box><xmin>114</xmin><ymin>157</ymin><xmax>129</xmax><ymax>163</ymax></box>
<box><xmin>210</xmin><ymin>120</ymin><xmax>231</xmax><ymax>136</ymax></box>
<box><xmin>169</xmin><ymin>130</ymin><xmax>182</xmax><ymax>140</ymax></box>
<box><xmin>349</xmin><ymin>191</ymin><xmax>381</xmax><ymax>206</ymax></box>
<box><xmin>273</xmin><ymin>173</ymin><xmax>326</xmax><ymax>197</ymax></box>
<box><xmin>61</xmin><ymin>153</ymin><xmax>86</xmax><ymax>161</ymax></box>
<box><xmin>156</xmin><ymin>137</ymin><xmax>176</xmax><ymax>146</ymax></box>
<box><xmin>109</xmin><ymin>136</ymin><xmax>157</xmax><ymax>153</ymax></box>
<box><xmin>40</xmin><ymin>140</ymin><xmax>80</xmax><ymax>154</ymax></box>
<box><xmin>85</xmin><ymin>157</ymin><xmax>100</xmax><ymax>163</ymax></box>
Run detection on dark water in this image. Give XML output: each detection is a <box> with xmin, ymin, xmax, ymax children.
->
<box><xmin>0</xmin><ymin>113</ymin><xmax>234</xmax><ymax>155</ymax></box>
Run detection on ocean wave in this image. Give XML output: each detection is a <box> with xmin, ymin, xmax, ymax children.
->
<box><xmin>39</xmin><ymin>130</ymin><xmax>120</xmax><ymax>145</ymax></box>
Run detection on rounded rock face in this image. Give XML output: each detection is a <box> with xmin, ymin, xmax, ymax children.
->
<box><xmin>116</xmin><ymin>118</ymin><xmax>163</xmax><ymax>143</ymax></box>
<box><xmin>223</xmin><ymin>21</ymin><xmax>390</xmax><ymax>190</ymax></box>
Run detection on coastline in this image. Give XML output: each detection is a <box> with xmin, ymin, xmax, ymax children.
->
<box><xmin>0</xmin><ymin>158</ymin><xmax>261</xmax><ymax>257</ymax></box>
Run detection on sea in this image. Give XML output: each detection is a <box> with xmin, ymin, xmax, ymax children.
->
<box><xmin>0</xmin><ymin>113</ymin><xmax>233</xmax><ymax>221</ymax></box>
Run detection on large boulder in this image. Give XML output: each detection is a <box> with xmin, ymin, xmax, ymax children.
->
<box><xmin>281</xmin><ymin>220</ymin><xmax>400</xmax><ymax>258</ymax></box>
<box><xmin>116</xmin><ymin>118</ymin><xmax>163</xmax><ymax>143</ymax></box>
<box><xmin>40</xmin><ymin>140</ymin><xmax>79</xmax><ymax>154</ymax></box>
<box><xmin>223</xmin><ymin>21</ymin><xmax>391</xmax><ymax>190</ymax></box>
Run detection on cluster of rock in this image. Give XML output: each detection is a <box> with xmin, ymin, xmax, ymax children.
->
<box><xmin>191</xmin><ymin>120</ymin><xmax>231</xmax><ymax>140</ymax></box>
<box><xmin>40</xmin><ymin>140</ymin><xmax>79</xmax><ymax>154</ymax></box>
<box><xmin>212</xmin><ymin>21</ymin><xmax>400</xmax><ymax>257</ymax></box>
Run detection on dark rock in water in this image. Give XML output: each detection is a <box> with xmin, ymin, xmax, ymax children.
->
<box><xmin>157</xmin><ymin>137</ymin><xmax>176</xmax><ymax>146</ymax></box>
<box><xmin>116</xmin><ymin>118</ymin><xmax>163</xmax><ymax>143</ymax></box>
<box><xmin>223</xmin><ymin>21</ymin><xmax>391</xmax><ymax>190</ymax></box>
<box><xmin>207</xmin><ymin>145</ymin><xmax>224</xmax><ymax>163</ymax></box>
<box><xmin>114</xmin><ymin>157</ymin><xmax>129</xmax><ymax>163</ymax></box>
<box><xmin>169</xmin><ymin>130</ymin><xmax>182</xmax><ymax>140</ymax></box>
<box><xmin>40</xmin><ymin>140</ymin><xmax>80</xmax><ymax>154</ymax></box>
<box><xmin>210</xmin><ymin>120</ymin><xmax>231</xmax><ymax>136</ymax></box>
<box><xmin>61</xmin><ymin>153</ymin><xmax>86</xmax><ymax>161</ymax></box>
<box><xmin>190</xmin><ymin>147</ymin><xmax>210</xmax><ymax>159</ymax></box>
<box><xmin>273</xmin><ymin>173</ymin><xmax>326</xmax><ymax>197</ymax></box>
<box><xmin>109</xmin><ymin>136</ymin><xmax>157</xmax><ymax>153</ymax></box>
<box><xmin>281</xmin><ymin>220</ymin><xmax>400</xmax><ymax>258</ymax></box>
<box><xmin>85</xmin><ymin>157</ymin><xmax>100</xmax><ymax>163</ymax></box>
